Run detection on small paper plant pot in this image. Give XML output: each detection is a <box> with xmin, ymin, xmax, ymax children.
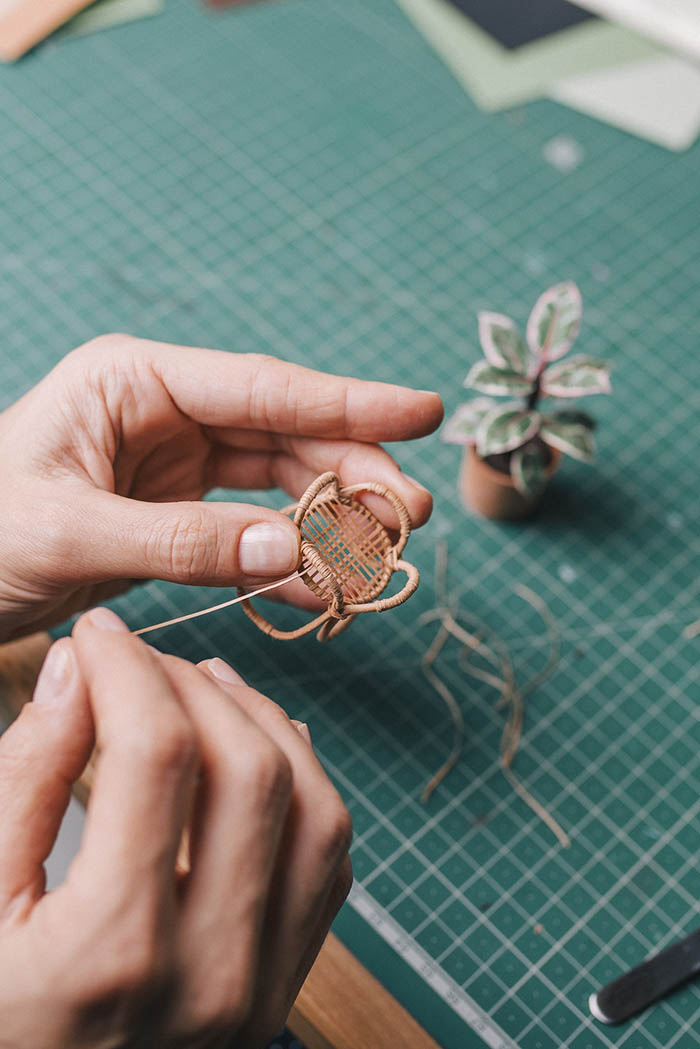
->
<box><xmin>460</xmin><ymin>445</ymin><xmax>561</xmax><ymax>521</ymax></box>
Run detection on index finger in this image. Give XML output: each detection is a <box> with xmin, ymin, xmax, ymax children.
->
<box><xmin>66</xmin><ymin>609</ymin><xmax>199</xmax><ymax>912</ymax></box>
<box><xmin>117</xmin><ymin>338</ymin><xmax>444</xmax><ymax>442</ymax></box>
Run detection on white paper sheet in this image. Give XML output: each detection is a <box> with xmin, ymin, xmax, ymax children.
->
<box><xmin>550</xmin><ymin>53</ymin><xmax>700</xmax><ymax>152</ymax></box>
<box><xmin>571</xmin><ymin>0</ymin><xmax>700</xmax><ymax>62</ymax></box>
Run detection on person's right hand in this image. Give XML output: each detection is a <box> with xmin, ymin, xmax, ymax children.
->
<box><xmin>0</xmin><ymin>609</ymin><xmax>352</xmax><ymax>1049</ymax></box>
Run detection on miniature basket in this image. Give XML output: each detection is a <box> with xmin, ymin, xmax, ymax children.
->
<box><xmin>239</xmin><ymin>472</ymin><xmax>419</xmax><ymax>641</ymax></box>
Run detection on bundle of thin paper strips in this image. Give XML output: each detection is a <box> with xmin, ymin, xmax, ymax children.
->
<box><xmin>393</xmin><ymin>0</ymin><xmax>700</xmax><ymax>151</ymax></box>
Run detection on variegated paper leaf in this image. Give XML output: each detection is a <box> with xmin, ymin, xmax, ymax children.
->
<box><xmin>541</xmin><ymin>356</ymin><xmax>611</xmax><ymax>398</ymax></box>
<box><xmin>551</xmin><ymin>408</ymin><xmax>596</xmax><ymax>431</ymax></box>
<box><xmin>526</xmin><ymin>281</ymin><xmax>582</xmax><ymax>361</ymax></box>
<box><xmin>478</xmin><ymin>311</ymin><xmax>528</xmax><ymax>373</ymax></box>
<box><xmin>540</xmin><ymin>417</ymin><xmax>596</xmax><ymax>462</ymax></box>
<box><xmin>511</xmin><ymin>441</ymin><xmax>548</xmax><ymax>498</ymax></box>
<box><xmin>476</xmin><ymin>404</ymin><xmax>540</xmax><ymax>457</ymax></box>
<box><xmin>441</xmin><ymin>398</ymin><xmax>494</xmax><ymax>445</ymax></box>
<box><xmin>466</xmin><ymin>360</ymin><xmax>534</xmax><ymax>397</ymax></box>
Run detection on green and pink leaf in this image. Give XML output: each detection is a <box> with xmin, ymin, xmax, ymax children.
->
<box><xmin>466</xmin><ymin>360</ymin><xmax>535</xmax><ymax>396</ymax></box>
<box><xmin>551</xmin><ymin>408</ymin><xmax>596</xmax><ymax>430</ymax></box>
<box><xmin>476</xmin><ymin>403</ymin><xmax>541</xmax><ymax>457</ymax></box>
<box><xmin>478</xmin><ymin>311</ymin><xmax>528</xmax><ymax>372</ymax></box>
<box><xmin>441</xmin><ymin>398</ymin><xmax>493</xmax><ymax>445</ymax></box>
<box><xmin>541</xmin><ymin>356</ymin><xmax>611</xmax><ymax>397</ymax></box>
<box><xmin>526</xmin><ymin>281</ymin><xmax>582</xmax><ymax>362</ymax></box>
<box><xmin>511</xmin><ymin>441</ymin><xmax>549</xmax><ymax>498</ymax></box>
<box><xmin>540</xmin><ymin>417</ymin><xmax>596</xmax><ymax>462</ymax></box>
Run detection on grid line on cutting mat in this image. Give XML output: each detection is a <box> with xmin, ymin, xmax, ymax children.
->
<box><xmin>0</xmin><ymin>1</ymin><xmax>698</xmax><ymax>1047</ymax></box>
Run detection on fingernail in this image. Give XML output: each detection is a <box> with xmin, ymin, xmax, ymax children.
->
<box><xmin>239</xmin><ymin>522</ymin><xmax>300</xmax><ymax>577</ymax></box>
<box><xmin>292</xmin><ymin>720</ymin><xmax>312</xmax><ymax>746</ymax></box>
<box><xmin>207</xmin><ymin>657</ymin><xmax>245</xmax><ymax>686</ymax></box>
<box><xmin>86</xmin><ymin>607</ymin><xmax>130</xmax><ymax>633</ymax></box>
<box><xmin>403</xmin><ymin>473</ymin><xmax>430</xmax><ymax>495</ymax></box>
<box><xmin>33</xmin><ymin>641</ymin><xmax>75</xmax><ymax>706</ymax></box>
<box><xmin>418</xmin><ymin>389</ymin><xmax>440</xmax><ymax>396</ymax></box>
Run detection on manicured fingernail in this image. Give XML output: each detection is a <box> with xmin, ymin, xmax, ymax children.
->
<box><xmin>207</xmin><ymin>657</ymin><xmax>245</xmax><ymax>685</ymax></box>
<box><xmin>239</xmin><ymin>522</ymin><xmax>300</xmax><ymax>577</ymax></box>
<box><xmin>292</xmin><ymin>720</ymin><xmax>312</xmax><ymax>746</ymax></box>
<box><xmin>403</xmin><ymin>473</ymin><xmax>430</xmax><ymax>494</ymax></box>
<box><xmin>33</xmin><ymin>641</ymin><xmax>75</xmax><ymax>706</ymax></box>
<box><xmin>86</xmin><ymin>607</ymin><xmax>130</xmax><ymax>633</ymax></box>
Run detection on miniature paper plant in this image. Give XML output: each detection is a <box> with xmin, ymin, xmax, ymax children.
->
<box><xmin>442</xmin><ymin>281</ymin><xmax>611</xmax><ymax>498</ymax></box>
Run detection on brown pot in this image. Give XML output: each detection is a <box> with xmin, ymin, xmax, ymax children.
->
<box><xmin>460</xmin><ymin>445</ymin><xmax>561</xmax><ymax>521</ymax></box>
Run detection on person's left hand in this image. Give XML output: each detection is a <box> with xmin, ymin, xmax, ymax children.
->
<box><xmin>0</xmin><ymin>335</ymin><xmax>442</xmax><ymax>641</ymax></box>
<box><xmin>0</xmin><ymin>612</ymin><xmax>353</xmax><ymax>1048</ymax></box>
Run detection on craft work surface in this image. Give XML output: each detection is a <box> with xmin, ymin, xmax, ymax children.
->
<box><xmin>0</xmin><ymin>2</ymin><xmax>698</xmax><ymax>1047</ymax></box>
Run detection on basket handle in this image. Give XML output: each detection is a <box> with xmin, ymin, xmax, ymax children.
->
<box><xmin>343</xmin><ymin>559</ymin><xmax>419</xmax><ymax>615</ymax></box>
<box><xmin>238</xmin><ymin>595</ymin><xmax>335</xmax><ymax>641</ymax></box>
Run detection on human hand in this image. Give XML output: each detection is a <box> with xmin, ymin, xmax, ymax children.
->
<box><xmin>0</xmin><ymin>609</ymin><xmax>352</xmax><ymax>1049</ymax></box>
<box><xmin>0</xmin><ymin>335</ymin><xmax>442</xmax><ymax>641</ymax></box>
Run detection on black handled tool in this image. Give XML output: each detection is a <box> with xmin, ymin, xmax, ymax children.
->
<box><xmin>590</xmin><ymin>927</ymin><xmax>700</xmax><ymax>1024</ymax></box>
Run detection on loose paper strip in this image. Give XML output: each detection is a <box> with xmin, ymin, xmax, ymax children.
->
<box><xmin>133</xmin><ymin>570</ymin><xmax>305</xmax><ymax>637</ymax></box>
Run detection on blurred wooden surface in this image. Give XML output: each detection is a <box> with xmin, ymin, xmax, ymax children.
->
<box><xmin>289</xmin><ymin>930</ymin><xmax>443</xmax><ymax>1049</ymax></box>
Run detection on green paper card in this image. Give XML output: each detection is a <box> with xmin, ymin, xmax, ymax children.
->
<box><xmin>59</xmin><ymin>0</ymin><xmax>164</xmax><ymax>39</ymax></box>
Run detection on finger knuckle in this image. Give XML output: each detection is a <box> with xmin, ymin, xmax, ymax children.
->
<box><xmin>30</xmin><ymin>499</ymin><xmax>77</xmax><ymax>570</ymax></box>
<box><xmin>200</xmin><ymin>978</ymin><xmax>255</xmax><ymax>1034</ymax></box>
<box><xmin>246</xmin><ymin>353</ymin><xmax>292</xmax><ymax>430</ymax></box>
<box><xmin>137</xmin><ymin>717</ymin><xmax>198</xmax><ymax>777</ymax></box>
<box><xmin>320</xmin><ymin>797</ymin><xmax>353</xmax><ymax>863</ymax></box>
<box><xmin>259</xmin><ymin>698</ymin><xmax>293</xmax><ymax>735</ymax></box>
<box><xmin>110</xmin><ymin>934</ymin><xmax>163</xmax><ymax>993</ymax></box>
<box><xmin>75</xmin><ymin>333</ymin><xmax>134</xmax><ymax>359</ymax></box>
<box><xmin>147</xmin><ymin>508</ymin><xmax>225</xmax><ymax>584</ymax></box>
<box><xmin>334</xmin><ymin>442</ymin><xmax>362</xmax><ymax>483</ymax></box>
<box><xmin>336</xmin><ymin>856</ymin><xmax>354</xmax><ymax>905</ymax></box>
<box><xmin>237</xmin><ymin>740</ymin><xmax>292</xmax><ymax>808</ymax></box>
<box><xmin>60</xmin><ymin>335</ymin><xmax>134</xmax><ymax>378</ymax></box>
<box><xmin>70</xmin><ymin>927</ymin><xmax>173</xmax><ymax>1009</ymax></box>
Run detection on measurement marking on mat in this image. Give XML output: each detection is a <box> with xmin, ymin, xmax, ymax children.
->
<box><xmin>349</xmin><ymin>883</ymin><xmax>519</xmax><ymax>1049</ymax></box>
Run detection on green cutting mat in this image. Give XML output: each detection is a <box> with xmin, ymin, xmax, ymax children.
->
<box><xmin>1</xmin><ymin>2</ymin><xmax>699</xmax><ymax>1047</ymax></box>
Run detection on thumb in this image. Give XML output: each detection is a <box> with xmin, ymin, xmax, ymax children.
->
<box><xmin>0</xmin><ymin>639</ymin><xmax>93</xmax><ymax>912</ymax></box>
<box><xmin>79</xmin><ymin>491</ymin><xmax>301</xmax><ymax>588</ymax></box>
